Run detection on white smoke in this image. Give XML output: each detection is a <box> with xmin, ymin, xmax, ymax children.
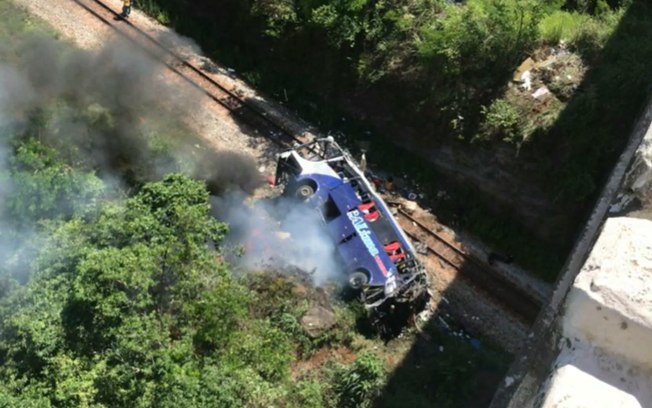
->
<box><xmin>0</xmin><ymin>64</ymin><xmax>40</xmax><ymax>282</ymax></box>
<box><xmin>212</xmin><ymin>193</ymin><xmax>344</xmax><ymax>286</ymax></box>
<box><xmin>0</xmin><ymin>32</ymin><xmax>273</xmax><ymax>283</ymax></box>
<box><xmin>0</xmin><ymin>33</ymin><xmax>202</xmax><ymax>281</ymax></box>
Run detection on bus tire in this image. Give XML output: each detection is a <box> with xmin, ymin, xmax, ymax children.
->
<box><xmin>349</xmin><ymin>270</ymin><xmax>369</xmax><ymax>290</ymax></box>
<box><xmin>295</xmin><ymin>183</ymin><xmax>315</xmax><ymax>199</ymax></box>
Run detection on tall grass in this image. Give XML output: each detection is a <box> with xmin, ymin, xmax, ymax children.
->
<box><xmin>539</xmin><ymin>9</ymin><xmax>623</xmax><ymax>58</ymax></box>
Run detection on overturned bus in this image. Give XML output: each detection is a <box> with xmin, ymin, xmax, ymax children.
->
<box><xmin>274</xmin><ymin>137</ymin><xmax>428</xmax><ymax>315</ymax></box>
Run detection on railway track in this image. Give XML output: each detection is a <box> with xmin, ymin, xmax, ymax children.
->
<box><xmin>72</xmin><ymin>0</ymin><xmax>543</xmax><ymax>328</ymax></box>
<box><xmin>72</xmin><ymin>0</ymin><xmax>305</xmax><ymax>149</ymax></box>
<box><xmin>396</xmin><ymin>208</ymin><xmax>542</xmax><ymax>323</ymax></box>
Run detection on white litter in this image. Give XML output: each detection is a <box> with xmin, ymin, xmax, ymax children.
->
<box><xmin>437</xmin><ymin>316</ymin><xmax>450</xmax><ymax>330</ymax></box>
<box><xmin>532</xmin><ymin>86</ymin><xmax>550</xmax><ymax>99</ymax></box>
<box><xmin>520</xmin><ymin>71</ymin><xmax>532</xmax><ymax>91</ymax></box>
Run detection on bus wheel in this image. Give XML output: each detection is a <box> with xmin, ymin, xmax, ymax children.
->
<box><xmin>349</xmin><ymin>271</ymin><xmax>369</xmax><ymax>290</ymax></box>
<box><xmin>296</xmin><ymin>184</ymin><xmax>315</xmax><ymax>199</ymax></box>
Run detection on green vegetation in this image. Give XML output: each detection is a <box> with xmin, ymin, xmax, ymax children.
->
<box><xmin>333</xmin><ymin>352</ymin><xmax>384</xmax><ymax>408</ymax></box>
<box><xmin>0</xmin><ymin>4</ymin><xmax>509</xmax><ymax>407</ymax></box>
<box><xmin>135</xmin><ymin>0</ymin><xmax>652</xmax><ymax>282</ymax></box>
<box><xmin>0</xmin><ymin>135</ymin><xmax>508</xmax><ymax>407</ymax></box>
<box><xmin>134</xmin><ymin>0</ymin><xmax>636</xmax><ymax>159</ymax></box>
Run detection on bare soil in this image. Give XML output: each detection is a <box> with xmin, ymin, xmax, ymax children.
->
<box><xmin>14</xmin><ymin>0</ymin><xmax>279</xmax><ymax>169</ymax></box>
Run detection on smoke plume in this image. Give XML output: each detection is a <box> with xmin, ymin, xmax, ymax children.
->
<box><xmin>212</xmin><ymin>193</ymin><xmax>344</xmax><ymax>285</ymax></box>
<box><xmin>193</xmin><ymin>149</ymin><xmax>263</xmax><ymax>196</ymax></box>
<box><xmin>15</xmin><ymin>34</ymin><xmax>199</xmax><ymax>178</ymax></box>
<box><xmin>1</xmin><ymin>31</ymin><xmax>338</xmax><ymax>287</ymax></box>
<box><xmin>0</xmin><ymin>32</ymin><xmax>262</xmax><ymax>278</ymax></box>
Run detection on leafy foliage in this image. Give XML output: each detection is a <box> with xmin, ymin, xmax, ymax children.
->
<box><xmin>333</xmin><ymin>352</ymin><xmax>385</xmax><ymax>408</ymax></box>
<box><xmin>0</xmin><ymin>173</ymin><xmax>301</xmax><ymax>407</ymax></box>
<box><xmin>478</xmin><ymin>98</ymin><xmax>522</xmax><ymax>144</ymax></box>
<box><xmin>4</xmin><ymin>138</ymin><xmax>105</xmax><ymax>223</ymax></box>
<box><xmin>0</xmin><ymin>3</ymin><xmax>530</xmax><ymax>405</ymax></box>
<box><xmin>252</xmin><ymin>0</ymin><xmax>298</xmax><ymax>37</ymax></box>
<box><xmin>417</xmin><ymin>0</ymin><xmax>540</xmax><ymax>77</ymax></box>
<box><xmin>0</xmin><ymin>162</ymin><xmax>397</xmax><ymax>406</ymax></box>
<box><xmin>135</xmin><ymin>0</ymin><xmax>647</xmax><ymax>225</ymax></box>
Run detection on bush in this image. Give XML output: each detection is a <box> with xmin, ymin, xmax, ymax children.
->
<box><xmin>5</xmin><ymin>138</ymin><xmax>105</xmax><ymax>223</ymax></box>
<box><xmin>569</xmin><ymin>11</ymin><xmax>620</xmax><ymax>60</ymax></box>
<box><xmin>288</xmin><ymin>380</ymin><xmax>325</xmax><ymax>408</ymax></box>
<box><xmin>252</xmin><ymin>0</ymin><xmax>297</xmax><ymax>38</ymax></box>
<box><xmin>478</xmin><ymin>98</ymin><xmax>522</xmax><ymax>143</ymax></box>
<box><xmin>333</xmin><ymin>352</ymin><xmax>385</xmax><ymax>408</ymax></box>
<box><xmin>566</xmin><ymin>0</ymin><xmax>628</xmax><ymax>14</ymax></box>
<box><xmin>417</xmin><ymin>0</ymin><xmax>541</xmax><ymax>78</ymax></box>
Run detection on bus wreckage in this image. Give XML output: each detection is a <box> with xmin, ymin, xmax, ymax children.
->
<box><xmin>274</xmin><ymin>137</ymin><xmax>429</xmax><ymax>321</ymax></box>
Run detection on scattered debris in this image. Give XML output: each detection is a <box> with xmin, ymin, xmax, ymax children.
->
<box><xmin>403</xmin><ymin>200</ymin><xmax>418</xmax><ymax>214</ymax></box>
<box><xmin>384</xmin><ymin>176</ymin><xmax>395</xmax><ymax>192</ymax></box>
<box><xmin>537</xmin><ymin>52</ymin><xmax>586</xmax><ymax>101</ymax></box>
<box><xmin>359</xmin><ymin>152</ymin><xmax>367</xmax><ymax>172</ymax></box>
<box><xmin>417</xmin><ymin>305</ymin><xmax>434</xmax><ymax>323</ymax></box>
<box><xmin>405</xmin><ymin>191</ymin><xmax>418</xmax><ymax>200</ymax></box>
<box><xmin>437</xmin><ymin>315</ymin><xmax>451</xmax><ymax>330</ymax></box>
<box><xmin>513</xmin><ymin>57</ymin><xmax>536</xmax><ymax>82</ymax></box>
<box><xmin>487</xmin><ymin>252</ymin><xmax>515</xmax><ymax>266</ymax></box>
<box><xmin>415</xmin><ymin>241</ymin><xmax>429</xmax><ymax>255</ymax></box>
<box><xmin>520</xmin><ymin>70</ymin><xmax>532</xmax><ymax>91</ymax></box>
<box><xmin>532</xmin><ymin>85</ymin><xmax>550</xmax><ymax>99</ymax></box>
<box><xmin>504</xmin><ymin>376</ymin><xmax>515</xmax><ymax>387</ymax></box>
<box><xmin>265</xmin><ymin>175</ymin><xmax>276</xmax><ymax>185</ymax></box>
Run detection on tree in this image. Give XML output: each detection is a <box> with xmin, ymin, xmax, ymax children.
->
<box><xmin>0</xmin><ymin>174</ymin><xmax>280</xmax><ymax>407</ymax></box>
<box><xmin>4</xmin><ymin>138</ymin><xmax>104</xmax><ymax>224</ymax></box>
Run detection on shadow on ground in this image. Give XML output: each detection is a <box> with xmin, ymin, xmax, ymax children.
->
<box><xmin>374</xmin><ymin>2</ymin><xmax>652</xmax><ymax>407</ymax></box>
<box><xmin>133</xmin><ymin>0</ymin><xmax>652</xmax><ymax>406</ymax></box>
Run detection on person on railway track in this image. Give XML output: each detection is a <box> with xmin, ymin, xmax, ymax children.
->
<box><xmin>121</xmin><ymin>0</ymin><xmax>132</xmax><ymax>18</ymax></box>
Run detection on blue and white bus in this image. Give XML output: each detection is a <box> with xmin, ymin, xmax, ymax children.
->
<box><xmin>275</xmin><ymin>137</ymin><xmax>428</xmax><ymax>310</ymax></box>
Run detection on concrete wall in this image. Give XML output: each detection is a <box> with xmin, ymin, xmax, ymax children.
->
<box><xmin>538</xmin><ymin>217</ymin><xmax>652</xmax><ymax>408</ymax></box>
<box><xmin>490</xmin><ymin>96</ymin><xmax>652</xmax><ymax>408</ymax></box>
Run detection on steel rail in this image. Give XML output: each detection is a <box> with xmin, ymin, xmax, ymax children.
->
<box><xmin>396</xmin><ymin>209</ymin><xmax>541</xmax><ymax>323</ymax></box>
<box><xmin>72</xmin><ymin>0</ymin><xmax>539</xmax><ymax>324</ymax></box>
<box><xmin>72</xmin><ymin>0</ymin><xmax>305</xmax><ymax>148</ymax></box>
